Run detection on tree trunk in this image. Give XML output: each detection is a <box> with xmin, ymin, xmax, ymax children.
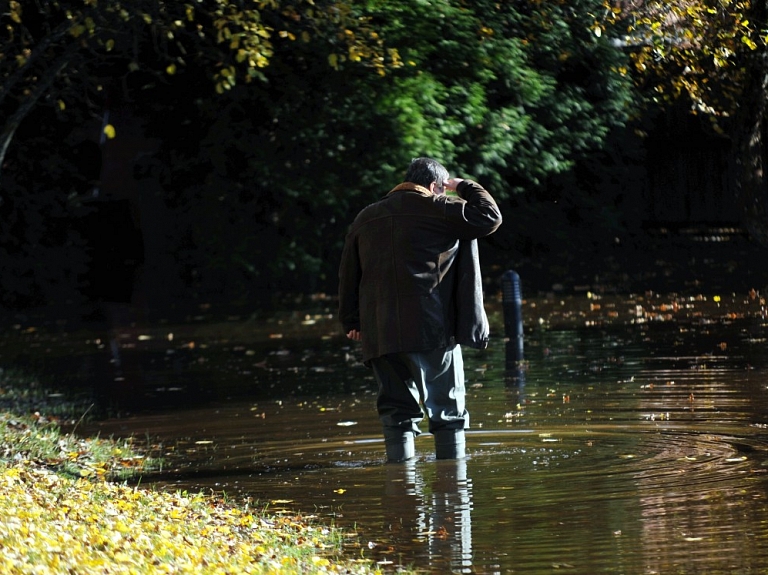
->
<box><xmin>734</xmin><ymin>0</ymin><xmax>768</xmax><ymax>246</ymax></box>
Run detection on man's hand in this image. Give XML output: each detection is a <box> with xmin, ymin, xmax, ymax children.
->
<box><xmin>444</xmin><ymin>178</ymin><xmax>465</xmax><ymax>191</ymax></box>
<box><xmin>346</xmin><ymin>329</ymin><xmax>362</xmax><ymax>342</ymax></box>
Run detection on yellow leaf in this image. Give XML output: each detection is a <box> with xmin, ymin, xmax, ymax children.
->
<box><xmin>58</xmin><ymin>100</ymin><xmax>66</xmax><ymax>111</ymax></box>
<box><xmin>328</xmin><ymin>53</ymin><xmax>338</xmax><ymax>69</ymax></box>
<box><xmin>105</xmin><ymin>38</ymin><xmax>115</xmax><ymax>51</ymax></box>
<box><xmin>166</xmin><ymin>63</ymin><xmax>177</xmax><ymax>75</ymax></box>
<box><xmin>9</xmin><ymin>1</ymin><xmax>21</xmax><ymax>23</ymax></box>
<box><xmin>741</xmin><ymin>35</ymin><xmax>757</xmax><ymax>50</ymax></box>
<box><xmin>103</xmin><ymin>124</ymin><xmax>116</xmax><ymax>139</ymax></box>
<box><xmin>114</xmin><ymin>521</ymin><xmax>131</xmax><ymax>534</ymax></box>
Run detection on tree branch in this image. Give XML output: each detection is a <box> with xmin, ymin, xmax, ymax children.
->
<box><xmin>0</xmin><ymin>44</ymin><xmax>78</xmax><ymax>181</ymax></box>
<box><xmin>0</xmin><ymin>16</ymin><xmax>79</xmax><ymax>108</ymax></box>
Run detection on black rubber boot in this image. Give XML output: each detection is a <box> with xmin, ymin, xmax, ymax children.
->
<box><xmin>384</xmin><ymin>429</ymin><xmax>416</xmax><ymax>463</ymax></box>
<box><xmin>434</xmin><ymin>429</ymin><xmax>466</xmax><ymax>460</ymax></box>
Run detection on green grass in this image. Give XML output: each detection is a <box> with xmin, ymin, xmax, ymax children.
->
<box><xmin>0</xmin><ymin>369</ymin><xmax>159</xmax><ymax>481</ymax></box>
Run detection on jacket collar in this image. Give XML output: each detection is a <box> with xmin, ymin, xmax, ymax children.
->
<box><xmin>387</xmin><ymin>182</ymin><xmax>432</xmax><ymax>196</ymax></box>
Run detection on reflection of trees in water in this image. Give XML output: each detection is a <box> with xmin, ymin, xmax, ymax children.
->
<box><xmin>630</xmin><ymin>347</ymin><xmax>768</xmax><ymax>571</ymax></box>
<box><xmin>634</xmin><ymin>433</ymin><xmax>764</xmax><ymax>573</ymax></box>
<box><xmin>383</xmin><ymin>459</ymin><xmax>473</xmax><ymax>572</ymax></box>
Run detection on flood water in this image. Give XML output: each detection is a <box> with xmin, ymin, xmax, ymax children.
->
<box><xmin>7</xmin><ymin>292</ymin><xmax>768</xmax><ymax>573</ymax></box>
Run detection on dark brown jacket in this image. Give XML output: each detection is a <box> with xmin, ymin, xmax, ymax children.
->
<box><xmin>338</xmin><ymin>179</ymin><xmax>502</xmax><ymax>363</ymax></box>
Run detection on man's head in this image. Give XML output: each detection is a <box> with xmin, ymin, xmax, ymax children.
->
<box><xmin>405</xmin><ymin>157</ymin><xmax>450</xmax><ymax>194</ymax></box>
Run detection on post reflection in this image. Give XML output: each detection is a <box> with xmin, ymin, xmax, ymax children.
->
<box><xmin>383</xmin><ymin>458</ymin><xmax>473</xmax><ymax>572</ymax></box>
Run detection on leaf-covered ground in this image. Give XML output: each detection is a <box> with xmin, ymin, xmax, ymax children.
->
<box><xmin>0</xmin><ymin>375</ymin><xmax>395</xmax><ymax>575</ymax></box>
<box><xmin>0</xmin><ymin>463</ymin><xmax>384</xmax><ymax>574</ymax></box>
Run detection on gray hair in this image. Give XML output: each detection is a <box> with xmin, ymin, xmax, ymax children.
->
<box><xmin>405</xmin><ymin>157</ymin><xmax>449</xmax><ymax>189</ymax></box>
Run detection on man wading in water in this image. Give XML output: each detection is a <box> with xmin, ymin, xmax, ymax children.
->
<box><xmin>338</xmin><ymin>157</ymin><xmax>502</xmax><ymax>462</ymax></box>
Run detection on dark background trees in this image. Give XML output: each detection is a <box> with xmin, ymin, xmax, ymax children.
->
<box><xmin>0</xmin><ymin>0</ymin><xmax>760</xmax><ymax>320</ymax></box>
<box><xmin>606</xmin><ymin>0</ymin><xmax>768</xmax><ymax>240</ymax></box>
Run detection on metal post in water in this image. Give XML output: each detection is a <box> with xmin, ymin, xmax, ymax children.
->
<box><xmin>501</xmin><ymin>270</ymin><xmax>524</xmax><ymax>368</ymax></box>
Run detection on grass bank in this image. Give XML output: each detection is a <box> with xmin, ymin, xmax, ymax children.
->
<box><xmin>0</xmin><ymin>370</ymin><xmax>397</xmax><ymax>574</ymax></box>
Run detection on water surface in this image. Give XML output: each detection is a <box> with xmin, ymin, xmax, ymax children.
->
<box><xmin>12</xmin><ymin>293</ymin><xmax>768</xmax><ymax>573</ymax></box>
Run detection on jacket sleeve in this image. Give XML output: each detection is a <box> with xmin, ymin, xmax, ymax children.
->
<box><xmin>338</xmin><ymin>230</ymin><xmax>362</xmax><ymax>333</ymax></box>
<box><xmin>447</xmin><ymin>179</ymin><xmax>503</xmax><ymax>239</ymax></box>
<box><xmin>454</xmin><ymin>238</ymin><xmax>490</xmax><ymax>349</ymax></box>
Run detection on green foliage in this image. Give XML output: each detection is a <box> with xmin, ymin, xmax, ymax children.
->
<box><xmin>0</xmin><ymin>0</ymin><xmax>638</xmax><ymax>309</ymax></box>
<box><xmin>360</xmin><ymin>0</ymin><xmax>635</xmax><ymax>195</ymax></box>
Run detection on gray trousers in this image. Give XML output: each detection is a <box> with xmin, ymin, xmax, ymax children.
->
<box><xmin>370</xmin><ymin>344</ymin><xmax>468</xmax><ymax>436</ymax></box>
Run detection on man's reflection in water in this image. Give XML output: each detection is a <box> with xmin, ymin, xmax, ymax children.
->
<box><xmin>384</xmin><ymin>459</ymin><xmax>473</xmax><ymax>572</ymax></box>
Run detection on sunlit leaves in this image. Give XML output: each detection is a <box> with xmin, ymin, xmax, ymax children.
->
<box><xmin>603</xmin><ymin>0</ymin><xmax>764</xmax><ymax>116</ymax></box>
<box><xmin>2</xmin><ymin>1</ymin><xmax>401</xmax><ymax>118</ymax></box>
<box><xmin>8</xmin><ymin>1</ymin><xmax>22</xmax><ymax>24</ymax></box>
<box><xmin>69</xmin><ymin>23</ymin><xmax>87</xmax><ymax>38</ymax></box>
<box><xmin>0</xmin><ymin>463</ymin><xmax>376</xmax><ymax>574</ymax></box>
